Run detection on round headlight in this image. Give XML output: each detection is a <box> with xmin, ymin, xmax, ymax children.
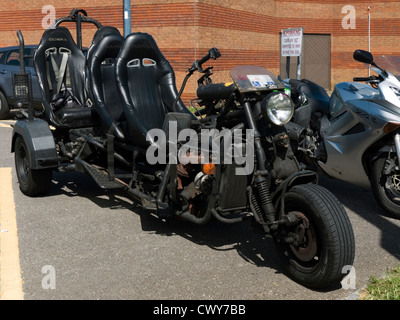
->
<box><xmin>261</xmin><ymin>92</ymin><xmax>294</xmax><ymax>126</ymax></box>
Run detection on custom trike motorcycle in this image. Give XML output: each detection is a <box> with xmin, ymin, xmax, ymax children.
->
<box><xmin>11</xmin><ymin>9</ymin><xmax>354</xmax><ymax>289</ymax></box>
<box><xmin>285</xmin><ymin>49</ymin><xmax>400</xmax><ymax>219</ymax></box>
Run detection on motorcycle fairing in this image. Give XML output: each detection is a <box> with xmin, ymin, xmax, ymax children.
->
<box><xmin>330</xmin><ymin>82</ymin><xmax>379</xmax><ymax>118</ymax></box>
<box><xmin>318</xmin><ymin>97</ymin><xmax>400</xmax><ymax>189</ymax></box>
<box><xmin>288</xmin><ymin>75</ymin><xmax>400</xmax><ymax>189</ymax></box>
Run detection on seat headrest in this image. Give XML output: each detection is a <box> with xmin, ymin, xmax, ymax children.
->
<box><xmin>36</xmin><ymin>27</ymin><xmax>79</xmax><ymax>51</ymax></box>
<box><xmin>91</xmin><ymin>26</ymin><xmax>122</xmax><ymax>46</ymax></box>
<box><xmin>87</xmin><ymin>26</ymin><xmax>123</xmax><ymax>61</ymax></box>
<box><xmin>117</xmin><ymin>33</ymin><xmax>165</xmax><ymax>63</ymax></box>
<box><xmin>88</xmin><ymin>29</ymin><xmax>124</xmax><ymax>63</ymax></box>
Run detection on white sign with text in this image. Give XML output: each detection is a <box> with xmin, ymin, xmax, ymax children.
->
<box><xmin>281</xmin><ymin>28</ymin><xmax>303</xmax><ymax>57</ymax></box>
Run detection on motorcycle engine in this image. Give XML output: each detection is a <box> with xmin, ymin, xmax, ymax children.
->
<box><xmin>177</xmin><ymin>163</ymin><xmax>211</xmax><ymax>217</ymax></box>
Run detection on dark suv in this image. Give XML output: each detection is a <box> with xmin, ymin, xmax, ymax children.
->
<box><xmin>0</xmin><ymin>45</ymin><xmax>42</xmax><ymax>119</ymax></box>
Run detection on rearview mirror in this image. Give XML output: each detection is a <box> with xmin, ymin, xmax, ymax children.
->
<box><xmin>353</xmin><ymin>50</ymin><xmax>374</xmax><ymax>65</ymax></box>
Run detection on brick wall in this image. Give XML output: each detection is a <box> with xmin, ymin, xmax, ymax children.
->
<box><xmin>0</xmin><ymin>0</ymin><xmax>399</xmax><ymax>102</ymax></box>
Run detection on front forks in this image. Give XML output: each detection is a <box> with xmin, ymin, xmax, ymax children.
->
<box><xmin>394</xmin><ymin>133</ymin><xmax>400</xmax><ymax>164</ymax></box>
<box><xmin>242</xmin><ymin>101</ymin><xmax>276</xmax><ymax>231</ymax></box>
<box><xmin>385</xmin><ymin>133</ymin><xmax>400</xmax><ymax>175</ymax></box>
<box><xmin>383</xmin><ymin>133</ymin><xmax>400</xmax><ymax>191</ymax></box>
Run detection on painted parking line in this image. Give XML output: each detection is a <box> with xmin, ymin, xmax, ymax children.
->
<box><xmin>0</xmin><ymin>120</ymin><xmax>16</xmax><ymax>128</ymax></box>
<box><xmin>0</xmin><ymin>167</ymin><xmax>23</xmax><ymax>300</ymax></box>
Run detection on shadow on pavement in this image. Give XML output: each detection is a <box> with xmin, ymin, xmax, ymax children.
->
<box><xmin>319</xmin><ymin>175</ymin><xmax>400</xmax><ymax>261</ymax></box>
<box><xmin>42</xmin><ymin>170</ymin><xmax>350</xmax><ymax>292</ymax></box>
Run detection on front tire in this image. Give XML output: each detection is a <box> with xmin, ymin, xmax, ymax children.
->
<box><xmin>371</xmin><ymin>156</ymin><xmax>400</xmax><ymax>219</ymax></box>
<box><xmin>14</xmin><ymin>135</ymin><xmax>52</xmax><ymax>196</ymax></box>
<box><xmin>274</xmin><ymin>184</ymin><xmax>355</xmax><ymax>289</ymax></box>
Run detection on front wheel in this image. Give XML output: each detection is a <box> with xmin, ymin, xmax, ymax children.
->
<box><xmin>371</xmin><ymin>155</ymin><xmax>400</xmax><ymax>219</ymax></box>
<box><xmin>273</xmin><ymin>184</ymin><xmax>355</xmax><ymax>289</ymax></box>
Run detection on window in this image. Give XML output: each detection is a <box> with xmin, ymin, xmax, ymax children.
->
<box><xmin>6</xmin><ymin>51</ymin><xmax>20</xmax><ymax>66</ymax></box>
<box><xmin>4</xmin><ymin>49</ymin><xmax>33</xmax><ymax>67</ymax></box>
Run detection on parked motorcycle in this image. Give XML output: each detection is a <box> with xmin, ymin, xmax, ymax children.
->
<box><xmin>11</xmin><ymin>9</ymin><xmax>354</xmax><ymax>289</ymax></box>
<box><xmin>285</xmin><ymin>49</ymin><xmax>400</xmax><ymax>219</ymax></box>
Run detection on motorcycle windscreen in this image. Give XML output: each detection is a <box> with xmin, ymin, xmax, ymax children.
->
<box><xmin>230</xmin><ymin>65</ymin><xmax>284</xmax><ymax>93</ymax></box>
<box><xmin>374</xmin><ymin>55</ymin><xmax>400</xmax><ymax>77</ymax></box>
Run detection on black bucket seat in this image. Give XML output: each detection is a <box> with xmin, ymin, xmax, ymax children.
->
<box><xmin>34</xmin><ymin>26</ymin><xmax>95</xmax><ymax>128</ymax></box>
<box><xmin>115</xmin><ymin>32</ymin><xmax>195</xmax><ymax>148</ymax></box>
<box><xmin>86</xmin><ymin>26</ymin><xmax>126</xmax><ymax>140</ymax></box>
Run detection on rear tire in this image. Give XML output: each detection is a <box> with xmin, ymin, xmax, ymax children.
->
<box><xmin>273</xmin><ymin>184</ymin><xmax>355</xmax><ymax>289</ymax></box>
<box><xmin>14</xmin><ymin>135</ymin><xmax>52</xmax><ymax>196</ymax></box>
<box><xmin>371</xmin><ymin>156</ymin><xmax>400</xmax><ymax>219</ymax></box>
<box><xmin>0</xmin><ymin>91</ymin><xmax>10</xmax><ymax>120</ymax></box>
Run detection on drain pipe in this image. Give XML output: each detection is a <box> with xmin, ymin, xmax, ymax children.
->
<box><xmin>123</xmin><ymin>0</ymin><xmax>131</xmax><ymax>37</ymax></box>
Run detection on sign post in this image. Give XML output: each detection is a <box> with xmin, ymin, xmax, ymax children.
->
<box><xmin>124</xmin><ymin>0</ymin><xmax>131</xmax><ymax>37</ymax></box>
<box><xmin>281</xmin><ymin>27</ymin><xmax>303</xmax><ymax>79</ymax></box>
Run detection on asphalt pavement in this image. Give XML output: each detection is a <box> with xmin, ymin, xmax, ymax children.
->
<box><xmin>0</xmin><ymin>120</ymin><xmax>399</xmax><ymax>300</ymax></box>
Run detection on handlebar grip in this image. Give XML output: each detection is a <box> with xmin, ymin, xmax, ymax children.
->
<box><xmin>353</xmin><ymin>77</ymin><xmax>372</xmax><ymax>82</ymax></box>
<box><xmin>189</xmin><ymin>48</ymin><xmax>221</xmax><ymax>72</ymax></box>
<box><xmin>197</xmin><ymin>53</ymin><xmax>211</xmax><ymax>66</ymax></box>
<box><xmin>198</xmin><ymin>47</ymin><xmax>221</xmax><ymax>65</ymax></box>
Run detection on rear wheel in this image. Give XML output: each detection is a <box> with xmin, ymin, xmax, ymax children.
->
<box><xmin>273</xmin><ymin>184</ymin><xmax>355</xmax><ymax>289</ymax></box>
<box><xmin>14</xmin><ymin>135</ymin><xmax>52</xmax><ymax>196</ymax></box>
<box><xmin>0</xmin><ymin>91</ymin><xmax>10</xmax><ymax>120</ymax></box>
<box><xmin>371</xmin><ymin>155</ymin><xmax>400</xmax><ymax>219</ymax></box>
